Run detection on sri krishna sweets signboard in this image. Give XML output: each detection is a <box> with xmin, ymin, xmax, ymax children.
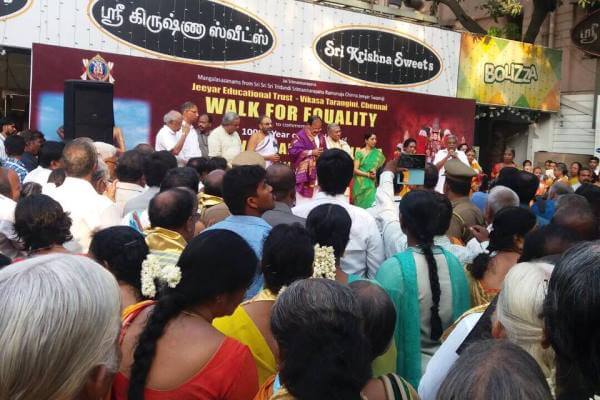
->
<box><xmin>457</xmin><ymin>34</ymin><xmax>562</xmax><ymax>112</ymax></box>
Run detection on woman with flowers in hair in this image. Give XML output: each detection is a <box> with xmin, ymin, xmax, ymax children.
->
<box><xmin>213</xmin><ymin>224</ymin><xmax>315</xmax><ymax>385</ymax></box>
<box><xmin>113</xmin><ymin>230</ymin><xmax>260</xmax><ymax>400</ymax></box>
<box><xmin>375</xmin><ymin>190</ymin><xmax>470</xmax><ymax>388</ymax></box>
<box><xmin>306</xmin><ymin>203</ymin><xmax>352</xmax><ymax>283</ymax></box>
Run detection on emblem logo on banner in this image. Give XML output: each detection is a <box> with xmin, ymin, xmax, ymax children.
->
<box><xmin>0</xmin><ymin>0</ymin><xmax>31</xmax><ymax>19</ymax></box>
<box><xmin>81</xmin><ymin>54</ymin><xmax>115</xmax><ymax>83</ymax></box>
<box><xmin>88</xmin><ymin>0</ymin><xmax>276</xmax><ymax>64</ymax></box>
<box><xmin>314</xmin><ymin>27</ymin><xmax>443</xmax><ymax>87</ymax></box>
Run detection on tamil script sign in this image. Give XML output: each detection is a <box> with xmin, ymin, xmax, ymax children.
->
<box><xmin>457</xmin><ymin>34</ymin><xmax>562</xmax><ymax>112</ymax></box>
<box><xmin>314</xmin><ymin>27</ymin><xmax>442</xmax><ymax>88</ymax></box>
<box><xmin>0</xmin><ymin>0</ymin><xmax>30</xmax><ymax>19</ymax></box>
<box><xmin>89</xmin><ymin>0</ymin><xmax>275</xmax><ymax>64</ymax></box>
<box><xmin>572</xmin><ymin>10</ymin><xmax>600</xmax><ymax>57</ymax></box>
<box><xmin>0</xmin><ymin>0</ymin><xmax>461</xmax><ymax>97</ymax></box>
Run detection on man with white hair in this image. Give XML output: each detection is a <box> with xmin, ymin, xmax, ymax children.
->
<box><xmin>0</xmin><ymin>254</ymin><xmax>120</xmax><ymax>400</ymax></box>
<box><xmin>433</xmin><ymin>134</ymin><xmax>469</xmax><ymax>193</ymax></box>
<box><xmin>155</xmin><ymin>109</ymin><xmax>199</xmax><ymax>166</ymax></box>
<box><xmin>208</xmin><ymin>111</ymin><xmax>242</xmax><ymax>164</ymax></box>
<box><xmin>46</xmin><ymin>138</ymin><xmax>121</xmax><ymax>253</ymax></box>
<box><xmin>325</xmin><ymin>123</ymin><xmax>353</xmax><ymax>157</ymax></box>
<box><xmin>466</xmin><ymin>185</ymin><xmax>520</xmax><ymax>259</ymax></box>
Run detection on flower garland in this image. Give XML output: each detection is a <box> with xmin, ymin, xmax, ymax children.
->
<box><xmin>140</xmin><ymin>254</ymin><xmax>182</xmax><ymax>298</ymax></box>
<box><xmin>312</xmin><ymin>244</ymin><xmax>337</xmax><ymax>280</ymax></box>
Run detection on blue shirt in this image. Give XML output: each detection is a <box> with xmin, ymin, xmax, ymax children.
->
<box><xmin>520</xmin><ymin>203</ymin><xmax>549</xmax><ymax>226</ymax></box>
<box><xmin>3</xmin><ymin>158</ymin><xmax>27</xmax><ymax>183</ymax></box>
<box><xmin>207</xmin><ymin>215</ymin><xmax>272</xmax><ymax>299</ymax></box>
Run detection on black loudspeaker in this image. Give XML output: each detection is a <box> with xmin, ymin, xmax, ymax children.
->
<box><xmin>63</xmin><ymin>80</ymin><xmax>114</xmax><ymax>143</ymax></box>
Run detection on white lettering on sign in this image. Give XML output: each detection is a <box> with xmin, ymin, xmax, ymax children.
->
<box><xmin>484</xmin><ymin>63</ymin><xmax>539</xmax><ymax>84</ymax></box>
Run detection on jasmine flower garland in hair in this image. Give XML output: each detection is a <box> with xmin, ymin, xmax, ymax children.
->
<box><xmin>312</xmin><ymin>244</ymin><xmax>337</xmax><ymax>280</ymax></box>
<box><xmin>140</xmin><ymin>254</ymin><xmax>182</xmax><ymax>298</ymax></box>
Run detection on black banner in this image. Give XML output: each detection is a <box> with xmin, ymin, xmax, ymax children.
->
<box><xmin>90</xmin><ymin>0</ymin><xmax>275</xmax><ymax>63</ymax></box>
<box><xmin>315</xmin><ymin>28</ymin><xmax>442</xmax><ymax>86</ymax></box>
<box><xmin>572</xmin><ymin>9</ymin><xmax>600</xmax><ymax>57</ymax></box>
<box><xmin>0</xmin><ymin>0</ymin><xmax>29</xmax><ymax>18</ymax></box>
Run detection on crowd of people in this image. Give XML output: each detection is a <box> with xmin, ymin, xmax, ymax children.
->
<box><xmin>0</xmin><ymin>104</ymin><xmax>599</xmax><ymax>400</ymax></box>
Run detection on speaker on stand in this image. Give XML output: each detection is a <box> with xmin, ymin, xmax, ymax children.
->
<box><xmin>63</xmin><ymin>80</ymin><xmax>114</xmax><ymax>144</ymax></box>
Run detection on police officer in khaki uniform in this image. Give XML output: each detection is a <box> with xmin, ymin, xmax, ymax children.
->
<box><xmin>444</xmin><ymin>159</ymin><xmax>485</xmax><ymax>244</ymax></box>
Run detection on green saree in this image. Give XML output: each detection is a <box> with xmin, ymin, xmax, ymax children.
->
<box><xmin>352</xmin><ymin>148</ymin><xmax>385</xmax><ymax>209</ymax></box>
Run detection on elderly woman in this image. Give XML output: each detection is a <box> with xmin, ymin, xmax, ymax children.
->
<box><xmin>350</xmin><ymin>280</ymin><xmax>419</xmax><ymax>400</ymax></box>
<box><xmin>255</xmin><ymin>279</ymin><xmax>372</xmax><ymax>399</ymax></box>
<box><xmin>0</xmin><ymin>254</ymin><xmax>121</xmax><ymax>400</ymax></box>
<box><xmin>493</xmin><ymin>262</ymin><xmax>556</xmax><ymax>381</ymax></box>
<box><xmin>437</xmin><ymin>340</ymin><xmax>552</xmax><ymax>400</ymax></box>
<box><xmin>418</xmin><ymin>262</ymin><xmax>555</xmax><ymax>400</ymax></box>
<box><xmin>544</xmin><ymin>241</ymin><xmax>600</xmax><ymax>400</ymax></box>
<box><xmin>14</xmin><ymin>194</ymin><xmax>72</xmax><ymax>256</ymax></box>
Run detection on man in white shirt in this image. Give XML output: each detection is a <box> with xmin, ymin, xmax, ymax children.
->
<box><xmin>0</xmin><ymin>118</ymin><xmax>17</xmax><ymax>160</ymax></box>
<box><xmin>155</xmin><ymin>110</ymin><xmax>199</xmax><ymax>167</ymax></box>
<box><xmin>179</xmin><ymin>102</ymin><xmax>203</xmax><ymax>161</ymax></box>
<box><xmin>433</xmin><ymin>134</ymin><xmax>469</xmax><ymax>193</ymax></box>
<box><xmin>0</xmin><ymin>169</ymin><xmax>22</xmax><ymax>258</ymax></box>
<box><xmin>123</xmin><ymin>151</ymin><xmax>177</xmax><ymax>216</ymax></box>
<box><xmin>293</xmin><ymin>149</ymin><xmax>384</xmax><ymax>278</ymax></box>
<box><xmin>114</xmin><ymin>150</ymin><xmax>146</xmax><ymax>215</ymax></box>
<box><xmin>325</xmin><ymin>123</ymin><xmax>353</xmax><ymax>158</ymax></box>
<box><xmin>572</xmin><ymin>166</ymin><xmax>592</xmax><ymax>191</ymax></box>
<box><xmin>46</xmin><ymin>138</ymin><xmax>121</xmax><ymax>253</ymax></box>
<box><xmin>208</xmin><ymin>111</ymin><xmax>242</xmax><ymax>164</ymax></box>
<box><xmin>24</xmin><ymin>141</ymin><xmax>64</xmax><ymax>187</ymax></box>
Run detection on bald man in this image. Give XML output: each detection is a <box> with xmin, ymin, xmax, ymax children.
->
<box><xmin>262</xmin><ymin>164</ymin><xmax>306</xmax><ymax>227</ymax></box>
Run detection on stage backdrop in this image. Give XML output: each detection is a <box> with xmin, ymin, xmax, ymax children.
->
<box><xmin>30</xmin><ymin>43</ymin><xmax>475</xmax><ymax>159</ymax></box>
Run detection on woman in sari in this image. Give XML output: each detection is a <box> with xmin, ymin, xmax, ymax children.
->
<box><xmin>491</xmin><ymin>147</ymin><xmax>517</xmax><ymax>180</ymax></box>
<box><xmin>213</xmin><ymin>224</ymin><xmax>314</xmax><ymax>385</ymax></box>
<box><xmin>113</xmin><ymin>230</ymin><xmax>259</xmax><ymax>400</ymax></box>
<box><xmin>352</xmin><ymin>133</ymin><xmax>386</xmax><ymax>209</ymax></box>
<box><xmin>375</xmin><ymin>191</ymin><xmax>470</xmax><ymax>388</ymax></box>
<box><xmin>466</xmin><ymin>207</ymin><xmax>536</xmax><ymax>307</ymax></box>
<box><xmin>466</xmin><ymin>147</ymin><xmax>484</xmax><ymax>193</ymax></box>
<box><xmin>288</xmin><ymin>116</ymin><xmax>326</xmax><ymax>203</ymax></box>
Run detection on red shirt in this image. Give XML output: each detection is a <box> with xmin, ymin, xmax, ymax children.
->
<box><xmin>112</xmin><ymin>305</ymin><xmax>258</xmax><ymax>400</ymax></box>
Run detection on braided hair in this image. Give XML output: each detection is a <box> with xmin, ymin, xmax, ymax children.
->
<box><xmin>126</xmin><ymin>230</ymin><xmax>257</xmax><ymax>400</ymax></box>
<box><xmin>468</xmin><ymin>207</ymin><xmax>537</xmax><ymax>280</ymax></box>
<box><xmin>400</xmin><ymin>190</ymin><xmax>443</xmax><ymax>340</ymax></box>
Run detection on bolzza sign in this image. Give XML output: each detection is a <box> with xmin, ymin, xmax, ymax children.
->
<box><xmin>314</xmin><ymin>27</ymin><xmax>443</xmax><ymax>87</ymax></box>
<box><xmin>0</xmin><ymin>0</ymin><xmax>30</xmax><ymax>19</ymax></box>
<box><xmin>88</xmin><ymin>0</ymin><xmax>276</xmax><ymax>64</ymax></box>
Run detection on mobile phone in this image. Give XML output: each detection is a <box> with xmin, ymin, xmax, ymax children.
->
<box><xmin>395</xmin><ymin>154</ymin><xmax>426</xmax><ymax>186</ymax></box>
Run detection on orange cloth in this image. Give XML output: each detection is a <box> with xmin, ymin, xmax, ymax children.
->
<box><xmin>113</xmin><ymin>303</ymin><xmax>259</xmax><ymax>400</ymax></box>
<box><xmin>121</xmin><ymin>300</ymin><xmax>153</xmax><ymax>320</ymax></box>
